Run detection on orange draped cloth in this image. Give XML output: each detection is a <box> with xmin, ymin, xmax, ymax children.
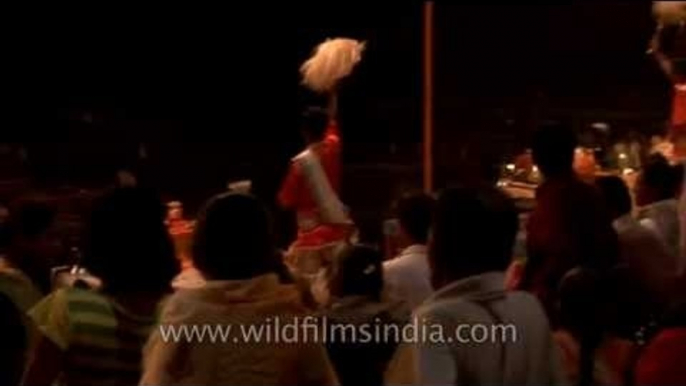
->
<box><xmin>278</xmin><ymin>122</ymin><xmax>349</xmax><ymax>249</ymax></box>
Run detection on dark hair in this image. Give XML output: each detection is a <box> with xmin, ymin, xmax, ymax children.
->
<box><xmin>192</xmin><ymin>193</ymin><xmax>277</xmax><ymax>280</ymax></box>
<box><xmin>396</xmin><ymin>193</ymin><xmax>434</xmax><ymax>244</ymax></box>
<box><xmin>300</xmin><ymin>106</ymin><xmax>329</xmax><ymax>142</ymax></box>
<box><xmin>531</xmin><ymin>123</ymin><xmax>578</xmax><ymax>177</ymax></box>
<box><xmin>82</xmin><ymin>187</ymin><xmax>177</xmax><ymax>294</ymax></box>
<box><xmin>640</xmin><ymin>153</ymin><xmax>682</xmax><ymax>202</ymax></box>
<box><xmin>595</xmin><ymin>176</ymin><xmax>632</xmax><ymax>220</ymax></box>
<box><xmin>6</xmin><ymin>198</ymin><xmax>55</xmax><ymax>241</ymax></box>
<box><xmin>2</xmin><ymin>198</ymin><xmax>59</xmax><ymax>292</ymax></box>
<box><xmin>431</xmin><ymin>186</ymin><xmax>518</xmax><ymax>285</ymax></box>
<box><xmin>329</xmin><ymin>244</ymin><xmax>383</xmax><ymax>300</ymax></box>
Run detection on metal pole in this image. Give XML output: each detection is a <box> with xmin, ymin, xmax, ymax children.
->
<box><xmin>423</xmin><ymin>1</ymin><xmax>434</xmax><ymax>194</ymax></box>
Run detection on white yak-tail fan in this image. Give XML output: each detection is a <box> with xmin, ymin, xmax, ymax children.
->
<box><xmin>300</xmin><ymin>38</ymin><xmax>365</xmax><ymax>93</ymax></box>
<box><xmin>653</xmin><ymin>1</ymin><xmax>686</xmax><ymax>24</ymax></box>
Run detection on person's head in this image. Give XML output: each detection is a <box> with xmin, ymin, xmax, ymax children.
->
<box><xmin>396</xmin><ymin>193</ymin><xmax>434</xmax><ymax>246</ymax></box>
<box><xmin>430</xmin><ymin>186</ymin><xmax>518</xmax><ymax>289</ymax></box>
<box><xmin>82</xmin><ymin>187</ymin><xmax>177</xmax><ymax>294</ymax></box>
<box><xmin>4</xmin><ymin>198</ymin><xmax>62</xmax><ymax>292</ymax></box>
<box><xmin>192</xmin><ymin>192</ymin><xmax>277</xmax><ymax>280</ymax></box>
<box><xmin>635</xmin><ymin>153</ymin><xmax>681</xmax><ymax>206</ymax></box>
<box><xmin>329</xmin><ymin>244</ymin><xmax>383</xmax><ymax>300</ymax></box>
<box><xmin>595</xmin><ymin>176</ymin><xmax>633</xmax><ymax>220</ymax></box>
<box><xmin>300</xmin><ymin>106</ymin><xmax>329</xmax><ymax>144</ymax></box>
<box><xmin>531</xmin><ymin>123</ymin><xmax>578</xmax><ymax>178</ymax></box>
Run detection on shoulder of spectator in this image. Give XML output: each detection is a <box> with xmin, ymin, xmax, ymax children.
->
<box><xmin>383</xmin><ymin>258</ymin><xmax>414</xmax><ymax>289</ymax></box>
<box><xmin>155</xmin><ymin>289</ymin><xmax>205</xmax><ymax>324</ymax></box>
<box><xmin>28</xmin><ymin>288</ymin><xmax>73</xmax><ymax>350</ymax></box>
<box><xmin>506</xmin><ymin>290</ymin><xmax>550</xmax><ymax>322</ymax></box>
<box><xmin>411</xmin><ymin>298</ymin><xmax>465</xmax><ymax>325</ymax></box>
<box><xmin>383</xmin><ymin>257</ymin><xmax>402</xmax><ymax>275</ymax></box>
<box><xmin>638</xmin><ymin>217</ymin><xmax>660</xmax><ymax>233</ymax></box>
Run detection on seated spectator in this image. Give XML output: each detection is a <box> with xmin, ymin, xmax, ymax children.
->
<box><xmin>635</xmin><ymin>154</ymin><xmax>683</xmax><ymax>263</ymax></box>
<box><xmin>0</xmin><ymin>293</ymin><xmax>26</xmax><ymax>386</ymax></box>
<box><xmin>383</xmin><ymin>193</ymin><xmax>434</xmax><ymax>309</ymax></box>
<box><xmin>0</xmin><ymin>198</ymin><xmax>62</xmax><ymax>312</ymax></box>
<box><xmin>596</xmin><ymin>175</ymin><xmax>679</xmax><ymax>307</ymax></box>
<box><xmin>24</xmin><ymin>187</ymin><xmax>178</xmax><ymax>386</ymax></box>
<box><xmin>386</xmin><ymin>186</ymin><xmax>566</xmax><ymax>385</ymax></box>
<box><xmin>140</xmin><ymin>193</ymin><xmax>337</xmax><ymax>386</ymax></box>
<box><xmin>171</xmin><ymin>246</ymin><xmax>320</xmax><ymax>310</ymax></box>
<box><xmin>324</xmin><ymin>244</ymin><xmax>409</xmax><ymax>386</ymax></box>
<box><xmin>522</xmin><ymin>123</ymin><xmax>618</xmax><ymax>323</ymax></box>
<box><xmin>634</xmin><ymin>302</ymin><xmax>686</xmax><ymax>385</ymax></box>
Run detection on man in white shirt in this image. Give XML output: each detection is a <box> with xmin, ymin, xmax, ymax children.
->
<box><xmin>386</xmin><ymin>186</ymin><xmax>566</xmax><ymax>386</ymax></box>
<box><xmin>383</xmin><ymin>194</ymin><xmax>434</xmax><ymax>309</ymax></box>
<box><xmin>635</xmin><ymin>155</ymin><xmax>684</xmax><ymax>273</ymax></box>
<box><xmin>596</xmin><ymin>175</ymin><xmax>678</xmax><ymax>310</ymax></box>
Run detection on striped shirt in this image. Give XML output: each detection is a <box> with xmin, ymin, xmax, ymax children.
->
<box><xmin>30</xmin><ymin>288</ymin><xmax>160</xmax><ymax>386</ymax></box>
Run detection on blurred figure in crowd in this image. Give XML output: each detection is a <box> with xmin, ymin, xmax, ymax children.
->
<box><xmin>522</xmin><ymin>123</ymin><xmax>618</xmax><ymax>322</ymax></box>
<box><xmin>140</xmin><ymin>193</ymin><xmax>337</xmax><ymax>386</ymax></box>
<box><xmin>635</xmin><ymin>154</ymin><xmax>683</xmax><ymax>268</ymax></box>
<box><xmin>0</xmin><ymin>293</ymin><xmax>26</xmax><ymax>386</ymax></box>
<box><xmin>596</xmin><ymin>175</ymin><xmax>679</xmax><ymax>308</ymax></box>
<box><xmin>279</xmin><ymin>107</ymin><xmax>353</xmax><ymax>277</ymax></box>
<box><xmin>24</xmin><ymin>187</ymin><xmax>177</xmax><ymax>386</ymax></box>
<box><xmin>0</xmin><ymin>198</ymin><xmax>62</xmax><ymax>312</ymax></box>
<box><xmin>324</xmin><ymin>244</ymin><xmax>408</xmax><ymax>386</ymax></box>
<box><xmin>386</xmin><ymin>186</ymin><xmax>565</xmax><ymax>385</ymax></box>
<box><xmin>383</xmin><ymin>193</ymin><xmax>434</xmax><ymax>309</ymax></box>
<box><xmin>573</xmin><ymin>147</ymin><xmax>599</xmax><ymax>184</ymax></box>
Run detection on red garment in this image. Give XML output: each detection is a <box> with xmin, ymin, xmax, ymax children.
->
<box><xmin>672</xmin><ymin>84</ymin><xmax>686</xmax><ymax>129</ymax></box>
<box><xmin>635</xmin><ymin>328</ymin><xmax>686</xmax><ymax>386</ymax></box>
<box><xmin>279</xmin><ymin>122</ymin><xmax>348</xmax><ymax>248</ymax></box>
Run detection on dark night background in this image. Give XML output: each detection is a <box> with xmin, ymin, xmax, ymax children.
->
<box><xmin>1</xmin><ymin>4</ymin><xmax>674</xmax><ymax>245</ymax></box>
